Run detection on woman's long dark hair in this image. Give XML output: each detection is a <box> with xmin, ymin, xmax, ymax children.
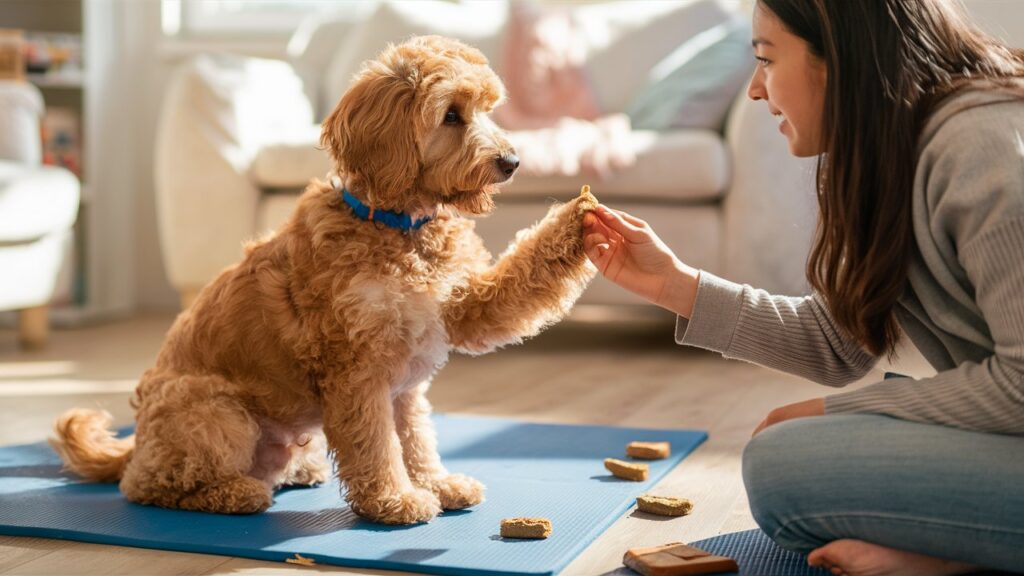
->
<box><xmin>758</xmin><ymin>0</ymin><xmax>1024</xmax><ymax>356</ymax></box>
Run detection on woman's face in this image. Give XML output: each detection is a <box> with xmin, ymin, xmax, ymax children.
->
<box><xmin>748</xmin><ymin>3</ymin><xmax>828</xmax><ymax>157</ymax></box>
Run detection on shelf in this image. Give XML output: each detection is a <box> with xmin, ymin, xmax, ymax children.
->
<box><xmin>26</xmin><ymin>71</ymin><xmax>84</xmax><ymax>89</ymax></box>
<box><xmin>2</xmin><ymin>1</ymin><xmax>138</xmax><ymax>323</ymax></box>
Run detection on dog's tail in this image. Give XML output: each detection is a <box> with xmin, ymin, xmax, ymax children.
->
<box><xmin>50</xmin><ymin>409</ymin><xmax>134</xmax><ymax>482</ymax></box>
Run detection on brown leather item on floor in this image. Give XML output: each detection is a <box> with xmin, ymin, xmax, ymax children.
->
<box><xmin>623</xmin><ymin>542</ymin><xmax>738</xmax><ymax>575</ymax></box>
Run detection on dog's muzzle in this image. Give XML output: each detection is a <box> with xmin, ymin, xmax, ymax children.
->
<box><xmin>496</xmin><ymin>153</ymin><xmax>520</xmax><ymax>180</ymax></box>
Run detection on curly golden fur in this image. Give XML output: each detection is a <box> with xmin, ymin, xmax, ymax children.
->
<box><xmin>50</xmin><ymin>36</ymin><xmax>597</xmax><ymax>525</ymax></box>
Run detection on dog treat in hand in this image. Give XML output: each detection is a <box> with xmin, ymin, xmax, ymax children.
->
<box><xmin>578</xmin><ymin>183</ymin><xmax>598</xmax><ymax>210</ymax></box>
<box><xmin>500</xmin><ymin>517</ymin><xmax>552</xmax><ymax>539</ymax></box>
<box><xmin>626</xmin><ymin>441</ymin><xmax>671</xmax><ymax>460</ymax></box>
<box><xmin>623</xmin><ymin>542</ymin><xmax>738</xmax><ymax>576</ymax></box>
<box><xmin>604</xmin><ymin>458</ymin><xmax>649</xmax><ymax>481</ymax></box>
<box><xmin>636</xmin><ymin>494</ymin><xmax>693</xmax><ymax>517</ymax></box>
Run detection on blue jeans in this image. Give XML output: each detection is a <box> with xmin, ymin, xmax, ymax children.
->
<box><xmin>742</xmin><ymin>415</ymin><xmax>1024</xmax><ymax>572</ymax></box>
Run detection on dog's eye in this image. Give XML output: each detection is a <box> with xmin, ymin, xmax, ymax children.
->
<box><xmin>443</xmin><ymin>109</ymin><xmax>462</xmax><ymax>125</ymax></box>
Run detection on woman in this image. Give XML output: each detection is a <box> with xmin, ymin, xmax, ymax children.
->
<box><xmin>582</xmin><ymin>0</ymin><xmax>1024</xmax><ymax>574</ymax></box>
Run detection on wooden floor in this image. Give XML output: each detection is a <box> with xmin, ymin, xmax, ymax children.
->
<box><xmin>0</xmin><ymin>311</ymin><xmax>877</xmax><ymax>575</ymax></box>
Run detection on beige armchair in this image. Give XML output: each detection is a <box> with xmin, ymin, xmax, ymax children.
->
<box><xmin>0</xmin><ymin>81</ymin><xmax>80</xmax><ymax>348</ymax></box>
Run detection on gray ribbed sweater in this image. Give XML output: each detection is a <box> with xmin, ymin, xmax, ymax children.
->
<box><xmin>676</xmin><ymin>88</ymin><xmax>1024</xmax><ymax>435</ymax></box>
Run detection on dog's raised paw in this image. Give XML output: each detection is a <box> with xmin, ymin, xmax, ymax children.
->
<box><xmin>429</xmin><ymin>473</ymin><xmax>486</xmax><ymax>510</ymax></box>
<box><xmin>350</xmin><ymin>487</ymin><xmax>442</xmax><ymax>525</ymax></box>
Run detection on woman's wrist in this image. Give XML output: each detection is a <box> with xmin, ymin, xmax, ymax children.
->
<box><xmin>657</xmin><ymin>261</ymin><xmax>700</xmax><ymax>318</ymax></box>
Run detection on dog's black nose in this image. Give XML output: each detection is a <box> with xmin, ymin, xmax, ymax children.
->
<box><xmin>496</xmin><ymin>154</ymin><xmax>520</xmax><ymax>177</ymax></box>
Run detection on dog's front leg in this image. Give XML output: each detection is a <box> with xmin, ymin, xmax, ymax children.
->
<box><xmin>321</xmin><ymin>376</ymin><xmax>442</xmax><ymax>525</ymax></box>
<box><xmin>394</xmin><ymin>381</ymin><xmax>485</xmax><ymax>510</ymax></box>
<box><xmin>444</xmin><ymin>191</ymin><xmax>598</xmax><ymax>354</ymax></box>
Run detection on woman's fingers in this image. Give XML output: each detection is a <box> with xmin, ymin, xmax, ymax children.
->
<box><xmin>612</xmin><ymin>208</ymin><xmax>647</xmax><ymax>228</ymax></box>
<box><xmin>583</xmin><ymin>231</ymin><xmax>608</xmax><ymax>252</ymax></box>
<box><xmin>584</xmin><ymin>210</ymin><xmax>623</xmax><ymax>244</ymax></box>
<box><xmin>584</xmin><ymin>226</ymin><xmax>624</xmax><ymax>275</ymax></box>
<box><xmin>584</xmin><ymin>207</ymin><xmax>630</xmax><ymax>276</ymax></box>
<box><xmin>584</xmin><ymin>233</ymin><xmax>611</xmax><ymax>272</ymax></box>
<box><xmin>592</xmin><ymin>204</ymin><xmax>648</xmax><ymax>242</ymax></box>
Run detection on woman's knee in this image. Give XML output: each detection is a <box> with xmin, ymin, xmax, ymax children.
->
<box><xmin>742</xmin><ymin>423</ymin><xmax>793</xmax><ymax>541</ymax></box>
<box><xmin>742</xmin><ymin>417</ymin><xmax>839</xmax><ymax>551</ymax></box>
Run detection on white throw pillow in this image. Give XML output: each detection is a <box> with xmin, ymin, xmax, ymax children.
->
<box><xmin>626</xmin><ymin>18</ymin><xmax>755</xmax><ymax>133</ymax></box>
<box><xmin>577</xmin><ymin>0</ymin><xmax>737</xmax><ymax>113</ymax></box>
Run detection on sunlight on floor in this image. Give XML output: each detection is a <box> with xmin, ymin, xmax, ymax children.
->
<box><xmin>0</xmin><ymin>378</ymin><xmax>137</xmax><ymax>396</ymax></box>
<box><xmin>0</xmin><ymin>361</ymin><xmax>79</xmax><ymax>379</ymax></box>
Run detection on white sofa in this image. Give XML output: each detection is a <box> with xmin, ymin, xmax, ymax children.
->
<box><xmin>0</xmin><ymin>81</ymin><xmax>80</xmax><ymax>347</ymax></box>
<box><xmin>155</xmin><ymin>0</ymin><xmax>817</xmax><ymax>313</ymax></box>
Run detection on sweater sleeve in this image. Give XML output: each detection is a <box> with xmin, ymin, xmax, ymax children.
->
<box><xmin>825</xmin><ymin>102</ymin><xmax>1024</xmax><ymax>434</ymax></box>
<box><xmin>675</xmin><ymin>271</ymin><xmax>878</xmax><ymax>386</ymax></box>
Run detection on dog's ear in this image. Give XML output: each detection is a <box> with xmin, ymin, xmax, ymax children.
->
<box><xmin>321</xmin><ymin>49</ymin><xmax>420</xmax><ymax>211</ymax></box>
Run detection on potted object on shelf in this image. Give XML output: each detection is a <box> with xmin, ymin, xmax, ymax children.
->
<box><xmin>0</xmin><ymin>29</ymin><xmax>25</xmax><ymax>81</ymax></box>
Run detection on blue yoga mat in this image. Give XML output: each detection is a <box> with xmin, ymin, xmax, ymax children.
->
<box><xmin>0</xmin><ymin>414</ymin><xmax>706</xmax><ymax>576</ymax></box>
<box><xmin>691</xmin><ymin>529</ymin><xmax>830</xmax><ymax>576</ymax></box>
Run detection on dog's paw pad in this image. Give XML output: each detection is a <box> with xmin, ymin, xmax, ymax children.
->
<box><xmin>431</xmin><ymin>473</ymin><xmax>486</xmax><ymax>510</ymax></box>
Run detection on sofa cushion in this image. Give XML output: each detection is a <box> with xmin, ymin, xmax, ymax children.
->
<box><xmin>249</xmin><ymin>125</ymin><xmax>332</xmax><ymax>188</ymax></box>
<box><xmin>257</xmin><ymin>192</ymin><xmax>302</xmax><ymax>235</ymax></box>
<box><xmin>248</xmin><ymin>128</ymin><xmax>729</xmax><ymax>203</ymax></box>
<box><xmin>505</xmin><ymin>129</ymin><xmax>729</xmax><ymax>202</ymax></box>
<box><xmin>0</xmin><ymin>161</ymin><xmax>79</xmax><ymax>244</ymax></box>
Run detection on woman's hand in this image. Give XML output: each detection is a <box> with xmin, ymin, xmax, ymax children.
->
<box><xmin>752</xmin><ymin>398</ymin><xmax>826</xmax><ymax>436</ymax></box>
<box><xmin>582</xmin><ymin>204</ymin><xmax>700</xmax><ymax>317</ymax></box>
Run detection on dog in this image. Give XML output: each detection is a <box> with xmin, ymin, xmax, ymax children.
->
<box><xmin>50</xmin><ymin>36</ymin><xmax>598</xmax><ymax>525</ymax></box>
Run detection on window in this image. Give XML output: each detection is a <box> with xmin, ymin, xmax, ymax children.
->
<box><xmin>162</xmin><ymin>0</ymin><xmax>377</xmax><ymax>36</ymax></box>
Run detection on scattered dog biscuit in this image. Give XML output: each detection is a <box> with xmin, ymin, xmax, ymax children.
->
<box><xmin>500</xmin><ymin>517</ymin><xmax>552</xmax><ymax>539</ymax></box>
<box><xmin>284</xmin><ymin>553</ymin><xmax>316</xmax><ymax>566</ymax></box>
<box><xmin>626</xmin><ymin>441</ymin><xmax>671</xmax><ymax>460</ymax></box>
<box><xmin>623</xmin><ymin>542</ymin><xmax>738</xmax><ymax>575</ymax></box>
<box><xmin>604</xmin><ymin>458</ymin><xmax>649</xmax><ymax>481</ymax></box>
<box><xmin>636</xmin><ymin>495</ymin><xmax>693</xmax><ymax>517</ymax></box>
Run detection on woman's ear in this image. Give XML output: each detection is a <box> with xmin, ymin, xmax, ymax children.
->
<box><xmin>320</xmin><ymin>54</ymin><xmax>421</xmax><ymax>210</ymax></box>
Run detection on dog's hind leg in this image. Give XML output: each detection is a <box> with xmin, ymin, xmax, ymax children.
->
<box><xmin>120</xmin><ymin>374</ymin><xmax>273</xmax><ymax>514</ymax></box>
<box><xmin>394</xmin><ymin>381</ymin><xmax>484</xmax><ymax>510</ymax></box>
<box><xmin>177</xmin><ymin>476</ymin><xmax>272</xmax><ymax>514</ymax></box>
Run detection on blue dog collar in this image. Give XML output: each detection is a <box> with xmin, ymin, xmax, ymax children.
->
<box><xmin>341</xmin><ymin>188</ymin><xmax>431</xmax><ymax>232</ymax></box>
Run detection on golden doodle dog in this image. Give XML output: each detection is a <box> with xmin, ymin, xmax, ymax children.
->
<box><xmin>50</xmin><ymin>36</ymin><xmax>598</xmax><ymax>525</ymax></box>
